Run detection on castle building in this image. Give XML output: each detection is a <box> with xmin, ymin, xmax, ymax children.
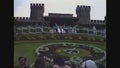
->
<box><xmin>14</xmin><ymin>3</ymin><xmax>106</xmax><ymax>37</ymax></box>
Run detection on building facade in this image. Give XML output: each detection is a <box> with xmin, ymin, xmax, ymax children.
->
<box><xmin>14</xmin><ymin>3</ymin><xmax>106</xmax><ymax>37</ymax></box>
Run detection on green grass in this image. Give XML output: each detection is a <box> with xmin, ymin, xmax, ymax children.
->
<box><xmin>14</xmin><ymin>43</ymin><xmax>43</xmax><ymax>65</ymax></box>
<box><xmin>14</xmin><ymin>40</ymin><xmax>106</xmax><ymax>66</ymax></box>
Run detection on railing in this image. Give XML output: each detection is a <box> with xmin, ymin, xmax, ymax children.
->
<box><xmin>15</xmin><ymin>26</ymin><xmax>106</xmax><ymax>37</ymax></box>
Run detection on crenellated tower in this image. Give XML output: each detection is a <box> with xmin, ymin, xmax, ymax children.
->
<box><xmin>76</xmin><ymin>5</ymin><xmax>90</xmax><ymax>23</ymax></box>
<box><xmin>30</xmin><ymin>3</ymin><xmax>44</xmax><ymax>20</ymax></box>
<box><xmin>104</xmin><ymin>16</ymin><xmax>106</xmax><ymax>23</ymax></box>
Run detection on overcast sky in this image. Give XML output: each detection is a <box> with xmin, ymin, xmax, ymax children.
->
<box><xmin>14</xmin><ymin>0</ymin><xmax>106</xmax><ymax>20</ymax></box>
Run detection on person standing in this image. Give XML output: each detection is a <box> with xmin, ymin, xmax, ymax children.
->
<box><xmin>52</xmin><ymin>56</ymin><xmax>71</xmax><ymax>68</ymax></box>
<box><xmin>14</xmin><ymin>56</ymin><xmax>31</xmax><ymax>68</ymax></box>
<box><xmin>81</xmin><ymin>59</ymin><xmax>97</xmax><ymax>68</ymax></box>
<box><xmin>34</xmin><ymin>56</ymin><xmax>46</xmax><ymax>68</ymax></box>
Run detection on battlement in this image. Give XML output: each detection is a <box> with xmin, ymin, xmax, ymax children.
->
<box><xmin>91</xmin><ymin>20</ymin><xmax>105</xmax><ymax>23</ymax></box>
<box><xmin>80</xmin><ymin>5</ymin><xmax>90</xmax><ymax>8</ymax></box>
<box><xmin>30</xmin><ymin>3</ymin><xmax>44</xmax><ymax>8</ymax></box>
<box><xmin>76</xmin><ymin>5</ymin><xmax>90</xmax><ymax>10</ymax></box>
<box><xmin>49</xmin><ymin>13</ymin><xmax>73</xmax><ymax>17</ymax></box>
<box><xmin>14</xmin><ymin>17</ymin><xmax>30</xmax><ymax>20</ymax></box>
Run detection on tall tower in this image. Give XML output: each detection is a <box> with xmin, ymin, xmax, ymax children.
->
<box><xmin>104</xmin><ymin>16</ymin><xmax>106</xmax><ymax>23</ymax></box>
<box><xmin>76</xmin><ymin>5</ymin><xmax>90</xmax><ymax>23</ymax></box>
<box><xmin>30</xmin><ymin>3</ymin><xmax>44</xmax><ymax>20</ymax></box>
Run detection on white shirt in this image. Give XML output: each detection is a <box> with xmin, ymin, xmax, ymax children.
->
<box><xmin>82</xmin><ymin>60</ymin><xmax>97</xmax><ymax>68</ymax></box>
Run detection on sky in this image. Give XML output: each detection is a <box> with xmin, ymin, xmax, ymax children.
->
<box><xmin>14</xmin><ymin>0</ymin><xmax>106</xmax><ymax>20</ymax></box>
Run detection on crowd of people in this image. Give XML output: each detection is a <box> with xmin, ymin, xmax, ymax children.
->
<box><xmin>14</xmin><ymin>56</ymin><xmax>98</xmax><ymax>68</ymax></box>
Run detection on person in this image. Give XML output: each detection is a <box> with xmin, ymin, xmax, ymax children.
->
<box><xmin>81</xmin><ymin>59</ymin><xmax>97</xmax><ymax>68</ymax></box>
<box><xmin>97</xmin><ymin>62</ymin><xmax>105</xmax><ymax>68</ymax></box>
<box><xmin>34</xmin><ymin>56</ymin><xmax>46</xmax><ymax>68</ymax></box>
<box><xmin>14</xmin><ymin>56</ymin><xmax>31</xmax><ymax>68</ymax></box>
<box><xmin>53</xmin><ymin>56</ymin><xmax>71</xmax><ymax>68</ymax></box>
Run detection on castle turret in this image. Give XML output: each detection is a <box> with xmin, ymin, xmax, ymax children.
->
<box><xmin>30</xmin><ymin>3</ymin><xmax>44</xmax><ymax>20</ymax></box>
<box><xmin>76</xmin><ymin>5</ymin><xmax>90</xmax><ymax>23</ymax></box>
<box><xmin>104</xmin><ymin>16</ymin><xmax>106</xmax><ymax>23</ymax></box>
<box><xmin>76</xmin><ymin>5</ymin><xmax>80</xmax><ymax>16</ymax></box>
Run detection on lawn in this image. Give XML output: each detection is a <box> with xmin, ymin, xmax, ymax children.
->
<box><xmin>14</xmin><ymin>43</ymin><xmax>44</xmax><ymax>65</ymax></box>
<box><xmin>14</xmin><ymin>40</ymin><xmax>106</xmax><ymax>66</ymax></box>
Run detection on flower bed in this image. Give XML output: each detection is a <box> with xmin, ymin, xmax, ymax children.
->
<box><xmin>35</xmin><ymin>43</ymin><xmax>106</xmax><ymax>64</ymax></box>
<box><xmin>14</xmin><ymin>34</ymin><xmax>106</xmax><ymax>42</ymax></box>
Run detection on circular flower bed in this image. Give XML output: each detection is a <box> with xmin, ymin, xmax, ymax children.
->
<box><xmin>35</xmin><ymin>43</ymin><xmax>106</xmax><ymax>64</ymax></box>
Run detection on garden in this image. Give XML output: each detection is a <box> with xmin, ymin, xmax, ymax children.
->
<box><xmin>14</xmin><ymin>34</ymin><xmax>106</xmax><ymax>68</ymax></box>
